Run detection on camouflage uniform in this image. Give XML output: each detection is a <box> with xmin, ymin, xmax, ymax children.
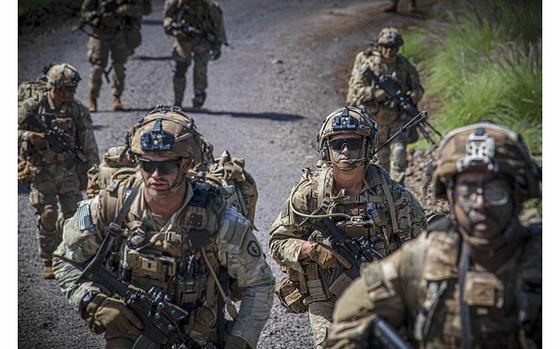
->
<box><xmin>347</xmin><ymin>28</ymin><xmax>423</xmax><ymax>184</ymax></box>
<box><xmin>326</xmin><ymin>122</ymin><xmax>542</xmax><ymax>349</ymax></box>
<box><xmin>81</xmin><ymin>0</ymin><xmax>149</xmax><ymax>111</ymax></box>
<box><xmin>18</xmin><ymin>64</ymin><xmax>100</xmax><ymax>274</ymax></box>
<box><xmin>163</xmin><ymin>0</ymin><xmax>227</xmax><ymax>108</ymax></box>
<box><xmin>53</xmin><ymin>106</ymin><xmax>273</xmax><ymax>348</ymax></box>
<box><xmin>269</xmin><ymin>107</ymin><xmax>426</xmax><ymax>349</ymax></box>
<box><xmin>124</xmin><ymin>0</ymin><xmax>152</xmax><ymax>56</ymax></box>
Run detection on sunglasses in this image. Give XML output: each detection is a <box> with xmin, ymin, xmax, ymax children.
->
<box><xmin>454</xmin><ymin>182</ymin><xmax>511</xmax><ymax>208</ymax></box>
<box><xmin>138</xmin><ymin>157</ymin><xmax>182</xmax><ymax>175</ymax></box>
<box><xmin>380</xmin><ymin>44</ymin><xmax>398</xmax><ymax>50</ymax></box>
<box><xmin>328</xmin><ymin>138</ymin><xmax>363</xmax><ymax>151</ymax></box>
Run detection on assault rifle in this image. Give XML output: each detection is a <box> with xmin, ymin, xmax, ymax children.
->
<box><xmin>22</xmin><ymin>113</ymin><xmax>87</xmax><ymax>164</ymax></box>
<box><xmin>78</xmin><ymin>207</ymin><xmax>201</xmax><ymax>349</ymax></box>
<box><xmin>361</xmin><ymin>66</ymin><xmax>442</xmax><ymax>145</ymax></box>
<box><xmin>302</xmin><ymin>206</ymin><xmax>383</xmax><ymax>281</ymax></box>
<box><xmin>170</xmin><ymin>23</ymin><xmax>218</xmax><ymax>44</ymax></box>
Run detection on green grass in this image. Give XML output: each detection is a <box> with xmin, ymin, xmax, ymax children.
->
<box><xmin>19</xmin><ymin>0</ymin><xmax>48</xmax><ymax>12</ymax></box>
<box><xmin>403</xmin><ymin>0</ymin><xmax>541</xmax><ymax>154</ymax></box>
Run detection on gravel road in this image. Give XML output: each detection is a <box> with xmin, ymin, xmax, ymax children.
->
<box><xmin>18</xmin><ymin>1</ymin><xmax>426</xmax><ymax>347</ymax></box>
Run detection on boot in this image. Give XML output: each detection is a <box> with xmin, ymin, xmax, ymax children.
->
<box><xmin>42</xmin><ymin>261</ymin><xmax>54</xmax><ymax>280</ymax></box>
<box><xmin>384</xmin><ymin>3</ymin><xmax>398</xmax><ymax>13</ymax></box>
<box><xmin>112</xmin><ymin>96</ymin><xmax>123</xmax><ymax>111</ymax></box>
<box><xmin>88</xmin><ymin>98</ymin><xmax>97</xmax><ymax>113</ymax></box>
<box><xmin>192</xmin><ymin>92</ymin><xmax>206</xmax><ymax>109</ymax></box>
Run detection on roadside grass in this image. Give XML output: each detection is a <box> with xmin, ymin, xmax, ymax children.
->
<box><xmin>20</xmin><ymin>0</ymin><xmax>48</xmax><ymax>12</ymax></box>
<box><xmin>402</xmin><ymin>0</ymin><xmax>541</xmax><ymax>154</ymax></box>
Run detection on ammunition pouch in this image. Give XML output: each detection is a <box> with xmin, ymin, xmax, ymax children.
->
<box><xmin>275</xmin><ymin>275</ymin><xmax>308</xmax><ymax>314</ymax></box>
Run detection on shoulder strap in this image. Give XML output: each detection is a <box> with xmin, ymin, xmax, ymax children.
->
<box><xmin>368</xmin><ymin>167</ymin><xmax>399</xmax><ymax>237</ymax></box>
<box><xmin>106</xmin><ymin>185</ymin><xmax>140</xmax><ymax>235</ymax></box>
<box><xmin>458</xmin><ymin>241</ymin><xmax>473</xmax><ymax>349</ymax></box>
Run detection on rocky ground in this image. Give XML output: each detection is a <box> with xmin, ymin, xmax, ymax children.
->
<box><xmin>18</xmin><ymin>0</ymin><xmax>439</xmax><ymax>347</ymax></box>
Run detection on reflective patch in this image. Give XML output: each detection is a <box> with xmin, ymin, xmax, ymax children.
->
<box><xmin>76</xmin><ymin>201</ymin><xmax>94</xmax><ymax>231</ymax></box>
<box><xmin>247</xmin><ymin>240</ymin><xmax>261</xmax><ymax>257</ymax></box>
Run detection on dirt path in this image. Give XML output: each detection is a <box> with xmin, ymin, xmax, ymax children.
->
<box><xmin>18</xmin><ymin>1</ymin><xmax>431</xmax><ymax>347</ymax></box>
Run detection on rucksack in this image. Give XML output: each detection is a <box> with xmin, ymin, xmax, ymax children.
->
<box><xmin>87</xmin><ymin>147</ymin><xmax>258</xmax><ymax>225</ymax></box>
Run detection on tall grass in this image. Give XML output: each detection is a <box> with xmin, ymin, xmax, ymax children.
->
<box><xmin>403</xmin><ymin>0</ymin><xmax>542</xmax><ymax>154</ymax></box>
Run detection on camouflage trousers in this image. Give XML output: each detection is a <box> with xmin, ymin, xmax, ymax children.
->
<box><xmin>87</xmin><ymin>30</ymin><xmax>130</xmax><ymax>100</ymax></box>
<box><xmin>308</xmin><ymin>300</ymin><xmax>335</xmax><ymax>349</ymax></box>
<box><xmin>372</xmin><ymin>114</ymin><xmax>409</xmax><ymax>185</ymax></box>
<box><xmin>29</xmin><ymin>164</ymin><xmax>82</xmax><ymax>262</ymax></box>
<box><xmin>172</xmin><ymin>38</ymin><xmax>212</xmax><ymax>105</ymax></box>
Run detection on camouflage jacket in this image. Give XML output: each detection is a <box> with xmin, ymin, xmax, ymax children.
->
<box><xmin>53</xmin><ymin>172</ymin><xmax>274</xmax><ymax>348</ymax></box>
<box><xmin>81</xmin><ymin>0</ymin><xmax>147</xmax><ymax>33</ymax></box>
<box><xmin>326</xmin><ymin>217</ymin><xmax>542</xmax><ymax>349</ymax></box>
<box><xmin>18</xmin><ymin>92</ymin><xmax>100</xmax><ymax>171</ymax></box>
<box><xmin>269</xmin><ymin>164</ymin><xmax>426</xmax><ymax>303</ymax></box>
<box><xmin>163</xmin><ymin>0</ymin><xmax>227</xmax><ymax>46</ymax></box>
<box><xmin>347</xmin><ymin>49</ymin><xmax>423</xmax><ymax>123</ymax></box>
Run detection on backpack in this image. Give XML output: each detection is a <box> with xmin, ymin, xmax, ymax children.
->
<box><xmin>87</xmin><ymin>147</ymin><xmax>259</xmax><ymax>225</ymax></box>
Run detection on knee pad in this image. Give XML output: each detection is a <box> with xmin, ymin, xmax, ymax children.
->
<box><xmin>39</xmin><ymin>205</ymin><xmax>58</xmax><ymax>232</ymax></box>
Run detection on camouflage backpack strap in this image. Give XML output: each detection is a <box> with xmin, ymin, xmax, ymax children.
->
<box><xmin>413</xmin><ymin>218</ymin><xmax>456</xmax><ymax>343</ymax></box>
<box><xmin>315</xmin><ymin>166</ymin><xmax>333</xmax><ymax>207</ymax></box>
<box><xmin>368</xmin><ymin>166</ymin><xmax>400</xmax><ymax>238</ymax></box>
<box><xmin>517</xmin><ymin>223</ymin><xmax>542</xmax><ymax>348</ymax></box>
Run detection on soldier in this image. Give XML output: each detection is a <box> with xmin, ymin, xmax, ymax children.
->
<box><xmin>18</xmin><ymin>63</ymin><xmax>100</xmax><ymax>279</ymax></box>
<box><xmin>269</xmin><ymin>107</ymin><xmax>426</xmax><ymax>349</ymax></box>
<box><xmin>326</xmin><ymin>122</ymin><xmax>542</xmax><ymax>348</ymax></box>
<box><xmin>124</xmin><ymin>0</ymin><xmax>153</xmax><ymax>56</ymax></box>
<box><xmin>81</xmin><ymin>0</ymin><xmax>149</xmax><ymax>112</ymax></box>
<box><xmin>53</xmin><ymin>106</ymin><xmax>274</xmax><ymax>349</ymax></box>
<box><xmin>163</xmin><ymin>0</ymin><xmax>227</xmax><ymax>109</ymax></box>
<box><xmin>384</xmin><ymin>0</ymin><xmax>419</xmax><ymax>13</ymax></box>
<box><xmin>347</xmin><ymin>27</ymin><xmax>424</xmax><ymax>185</ymax></box>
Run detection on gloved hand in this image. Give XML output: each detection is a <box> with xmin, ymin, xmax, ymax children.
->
<box><xmin>406</xmin><ymin>90</ymin><xmax>419</xmax><ymax>104</ymax></box>
<box><xmin>225</xmin><ymin>335</ymin><xmax>249</xmax><ymax>349</ymax></box>
<box><xmin>89</xmin><ymin>294</ymin><xmax>144</xmax><ymax>336</ymax></box>
<box><xmin>309</xmin><ymin>243</ymin><xmax>349</xmax><ymax>269</ymax></box>
<box><xmin>210</xmin><ymin>47</ymin><xmax>221</xmax><ymax>60</ymax></box>
<box><xmin>25</xmin><ymin>131</ymin><xmax>48</xmax><ymax>149</ymax></box>
<box><xmin>373</xmin><ymin>88</ymin><xmax>388</xmax><ymax>101</ymax></box>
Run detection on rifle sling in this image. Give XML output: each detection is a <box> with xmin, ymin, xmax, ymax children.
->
<box><xmin>107</xmin><ymin>185</ymin><xmax>140</xmax><ymax>235</ymax></box>
<box><xmin>459</xmin><ymin>241</ymin><xmax>473</xmax><ymax>349</ymax></box>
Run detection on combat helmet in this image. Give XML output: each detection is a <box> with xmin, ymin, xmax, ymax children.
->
<box><xmin>127</xmin><ymin>105</ymin><xmax>212</xmax><ymax>165</ymax></box>
<box><xmin>376</xmin><ymin>27</ymin><xmax>404</xmax><ymax>47</ymax></box>
<box><xmin>432</xmin><ymin>122</ymin><xmax>541</xmax><ymax>203</ymax></box>
<box><xmin>317</xmin><ymin>106</ymin><xmax>377</xmax><ymax>165</ymax></box>
<box><xmin>45</xmin><ymin>63</ymin><xmax>81</xmax><ymax>90</ymax></box>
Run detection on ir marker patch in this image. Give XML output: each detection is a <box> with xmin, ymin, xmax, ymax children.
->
<box><xmin>247</xmin><ymin>240</ymin><xmax>261</xmax><ymax>257</ymax></box>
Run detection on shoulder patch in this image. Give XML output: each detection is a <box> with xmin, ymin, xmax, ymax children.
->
<box><xmin>247</xmin><ymin>240</ymin><xmax>261</xmax><ymax>257</ymax></box>
<box><xmin>76</xmin><ymin>200</ymin><xmax>94</xmax><ymax>231</ymax></box>
<box><xmin>219</xmin><ymin>206</ymin><xmax>251</xmax><ymax>254</ymax></box>
<box><xmin>363</xmin><ymin>262</ymin><xmax>383</xmax><ymax>291</ymax></box>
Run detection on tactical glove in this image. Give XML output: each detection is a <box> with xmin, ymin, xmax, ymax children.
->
<box><xmin>225</xmin><ymin>335</ymin><xmax>250</xmax><ymax>349</ymax></box>
<box><xmin>88</xmin><ymin>294</ymin><xmax>144</xmax><ymax>336</ymax></box>
<box><xmin>309</xmin><ymin>243</ymin><xmax>350</xmax><ymax>269</ymax></box>
<box><xmin>406</xmin><ymin>90</ymin><xmax>419</xmax><ymax>104</ymax></box>
<box><xmin>210</xmin><ymin>48</ymin><xmax>221</xmax><ymax>60</ymax></box>
<box><xmin>24</xmin><ymin>131</ymin><xmax>49</xmax><ymax>151</ymax></box>
<box><xmin>373</xmin><ymin>88</ymin><xmax>388</xmax><ymax>101</ymax></box>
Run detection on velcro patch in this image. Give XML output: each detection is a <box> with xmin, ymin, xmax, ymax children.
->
<box><xmin>363</xmin><ymin>262</ymin><xmax>383</xmax><ymax>291</ymax></box>
<box><xmin>77</xmin><ymin>201</ymin><xmax>94</xmax><ymax>231</ymax></box>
